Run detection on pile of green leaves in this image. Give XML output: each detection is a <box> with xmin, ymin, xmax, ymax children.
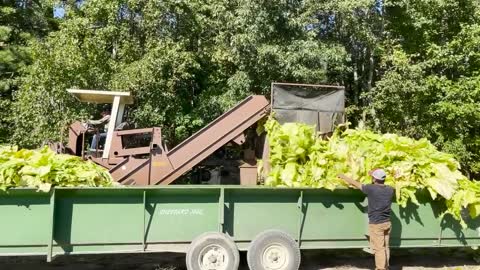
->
<box><xmin>0</xmin><ymin>145</ymin><xmax>114</xmax><ymax>191</ymax></box>
<box><xmin>261</xmin><ymin>117</ymin><xmax>480</xmax><ymax>226</ymax></box>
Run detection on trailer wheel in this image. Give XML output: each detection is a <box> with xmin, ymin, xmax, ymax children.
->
<box><xmin>186</xmin><ymin>232</ymin><xmax>240</xmax><ymax>270</ymax></box>
<box><xmin>247</xmin><ymin>230</ymin><xmax>301</xmax><ymax>270</ymax></box>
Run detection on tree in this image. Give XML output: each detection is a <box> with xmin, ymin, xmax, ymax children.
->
<box><xmin>369</xmin><ymin>23</ymin><xmax>480</xmax><ymax>177</ymax></box>
<box><xmin>0</xmin><ymin>0</ymin><xmax>56</xmax><ymax>143</ymax></box>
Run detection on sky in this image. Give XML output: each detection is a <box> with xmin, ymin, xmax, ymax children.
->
<box><xmin>53</xmin><ymin>0</ymin><xmax>84</xmax><ymax>19</ymax></box>
<box><xmin>53</xmin><ymin>6</ymin><xmax>65</xmax><ymax>19</ymax></box>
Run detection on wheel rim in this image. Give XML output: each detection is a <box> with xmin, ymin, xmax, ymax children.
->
<box><xmin>261</xmin><ymin>243</ymin><xmax>289</xmax><ymax>270</ymax></box>
<box><xmin>198</xmin><ymin>244</ymin><xmax>229</xmax><ymax>270</ymax></box>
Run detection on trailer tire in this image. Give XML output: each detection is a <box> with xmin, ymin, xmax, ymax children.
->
<box><xmin>247</xmin><ymin>230</ymin><xmax>301</xmax><ymax>270</ymax></box>
<box><xmin>186</xmin><ymin>232</ymin><xmax>240</xmax><ymax>270</ymax></box>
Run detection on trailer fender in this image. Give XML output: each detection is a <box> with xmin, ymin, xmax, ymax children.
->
<box><xmin>186</xmin><ymin>232</ymin><xmax>240</xmax><ymax>270</ymax></box>
<box><xmin>247</xmin><ymin>230</ymin><xmax>301</xmax><ymax>270</ymax></box>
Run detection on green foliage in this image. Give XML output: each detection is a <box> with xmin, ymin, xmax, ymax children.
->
<box><xmin>0</xmin><ymin>145</ymin><xmax>113</xmax><ymax>191</ymax></box>
<box><xmin>262</xmin><ymin>117</ymin><xmax>480</xmax><ymax>227</ymax></box>
<box><xmin>0</xmin><ymin>0</ymin><xmax>56</xmax><ymax>143</ymax></box>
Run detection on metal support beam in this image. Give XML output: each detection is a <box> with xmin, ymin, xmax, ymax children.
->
<box><xmin>103</xmin><ymin>96</ymin><xmax>121</xmax><ymax>159</ymax></box>
<box><xmin>218</xmin><ymin>188</ymin><xmax>225</xmax><ymax>233</ymax></box>
<box><xmin>143</xmin><ymin>190</ymin><xmax>147</xmax><ymax>251</ymax></box>
<box><xmin>297</xmin><ymin>191</ymin><xmax>304</xmax><ymax>248</ymax></box>
<box><xmin>47</xmin><ymin>189</ymin><xmax>56</xmax><ymax>262</ymax></box>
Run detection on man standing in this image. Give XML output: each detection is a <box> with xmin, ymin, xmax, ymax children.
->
<box><xmin>338</xmin><ymin>169</ymin><xmax>394</xmax><ymax>270</ymax></box>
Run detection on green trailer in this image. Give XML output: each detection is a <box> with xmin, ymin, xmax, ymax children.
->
<box><xmin>1</xmin><ymin>186</ymin><xmax>479</xmax><ymax>270</ymax></box>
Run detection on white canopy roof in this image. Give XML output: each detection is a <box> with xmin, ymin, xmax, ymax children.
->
<box><xmin>67</xmin><ymin>89</ymin><xmax>133</xmax><ymax>104</ymax></box>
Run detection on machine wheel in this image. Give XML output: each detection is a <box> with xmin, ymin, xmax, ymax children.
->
<box><xmin>186</xmin><ymin>232</ymin><xmax>240</xmax><ymax>270</ymax></box>
<box><xmin>247</xmin><ymin>230</ymin><xmax>301</xmax><ymax>270</ymax></box>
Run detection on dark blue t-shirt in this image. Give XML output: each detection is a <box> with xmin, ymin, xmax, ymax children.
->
<box><xmin>362</xmin><ymin>184</ymin><xmax>394</xmax><ymax>224</ymax></box>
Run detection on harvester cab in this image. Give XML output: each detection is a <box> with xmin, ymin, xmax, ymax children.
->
<box><xmin>66</xmin><ymin>89</ymin><xmax>134</xmax><ymax>161</ymax></box>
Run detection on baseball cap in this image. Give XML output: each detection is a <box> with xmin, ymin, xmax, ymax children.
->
<box><xmin>369</xmin><ymin>168</ymin><xmax>387</xmax><ymax>181</ymax></box>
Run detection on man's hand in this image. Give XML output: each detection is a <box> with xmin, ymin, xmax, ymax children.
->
<box><xmin>81</xmin><ymin>123</ymin><xmax>96</xmax><ymax>133</ymax></box>
<box><xmin>337</xmin><ymin>173</ymin><xmax>363</xmax><ymax>190</ymax></box>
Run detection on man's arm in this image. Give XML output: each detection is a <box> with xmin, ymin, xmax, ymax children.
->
<box><xmin>337</xmin><ymin>174</ymin><xmax>363</xmax><ymax>190</ymax></box>
<box><xmin>87</xmin><ymin>115</ymin><xmax>110</xmax><ymax>126</ymax></box>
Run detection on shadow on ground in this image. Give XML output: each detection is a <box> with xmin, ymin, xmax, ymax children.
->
<box><xmin>0</xmin><ymin>253</ymin><xmax>186</xmax><ymax>270</ymax></box>
<box><xmin>300</xmin><ymin>248</ymin><xmax>478</xmax><ymax>270</ymax></box>
<box><xmin>1</xmin><ymin>248</ymin><xmax>478</xmax><ymax>270</ymax></box>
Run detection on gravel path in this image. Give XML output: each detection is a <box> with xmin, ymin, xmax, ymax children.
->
<box><xmin>2</xmin><ymin>249</ymin><xmax>479</xmax><ymax>270</ymax></box>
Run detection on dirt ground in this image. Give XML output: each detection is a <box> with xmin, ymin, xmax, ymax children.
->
<box><xmin>2</xmin><ymin>249</ymin><xmax>480</xmax><ymax>270</ymax></box>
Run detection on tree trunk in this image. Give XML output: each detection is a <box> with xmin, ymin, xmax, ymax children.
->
<box><xmin>352</xmin><ymin>53</ymin><xmax>359</xmax><ymax>104</ymax></box>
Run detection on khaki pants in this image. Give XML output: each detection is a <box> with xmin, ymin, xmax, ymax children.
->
<box><xmin>369</xmin><ymin>221</ymin><xmax>391</xmax><ymax>270</ymax></box>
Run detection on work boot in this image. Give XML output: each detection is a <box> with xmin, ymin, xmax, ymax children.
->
<box><xmin>362</xmin><ymin>247</ymin><xmax>375</xmax><ymax>254</ymax></box>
